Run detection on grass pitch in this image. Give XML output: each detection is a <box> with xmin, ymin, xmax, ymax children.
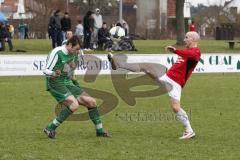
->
<box><xmin>0</xmin><ymin>74</ymin><xmax>240</xmax><ymax>160</ymax></box>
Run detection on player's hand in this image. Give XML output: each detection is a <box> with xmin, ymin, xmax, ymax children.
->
<box><xmin>69</xmin><ymin>61</ymin><xmax>76</xmax><ymax>69</ymax></box>
<box><xmin>53</xmin><ymin>70</ymin><xmax>61</xmax><ymax>77</ymax></box>
<box><xmin>166</xmin><ymin>46</ymin><xmax>176</xmax><ymax>53</ymax></box>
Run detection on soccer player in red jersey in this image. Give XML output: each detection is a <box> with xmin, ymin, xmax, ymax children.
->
<box><xmin>108</xmin><ymin>31</ymin><xmax>201</xmax><ymax>140</ymax></box>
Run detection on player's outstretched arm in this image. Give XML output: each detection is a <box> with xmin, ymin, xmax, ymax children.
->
<box><xmin>166</xmin><ymin>46</ymin><xmax>176</xmax><ymax>53</ymax></box>
<box><xmin>174</xmin><ymin>48</ymin><xmax>200</xmax><ymax>60</ymax></box>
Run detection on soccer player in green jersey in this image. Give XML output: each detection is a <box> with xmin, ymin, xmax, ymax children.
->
<box><xmin>43</xmin><ymin>35</ymin><xmax>111</xmax><ymax>139</ymax></box>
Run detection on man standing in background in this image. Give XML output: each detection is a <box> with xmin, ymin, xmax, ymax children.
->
<box><xmin>18</xmin><ymin>21</ymin><xmax>25</xmax><ymax>39</ymax></box>
<box><xmin>49</xmin><ymin>10</ymin><xmax>62</xmax><ymax>48</ymax></box>
<box><xmin>92</xmin><ymin>8</ymin><xmax>103</xmax><ymax>49</ymax></box>
<box><xmin>83</xmin><ymin>11</ymin><xmax>94</xmax><ymax>51</ymax></box>
<box><xmin>75</xmin><ymin>19</ymin><xmax>84</xmax><ymax>42</ymax></box>
<box><xmin>0</xmin><ymin>22</ymin><xmax>13</xmax><ymax>51</ymax></box>
<box><xmin>61</xmin><ymin>12</ymin><xmax>71</xmax><ymax>41</ymax></box>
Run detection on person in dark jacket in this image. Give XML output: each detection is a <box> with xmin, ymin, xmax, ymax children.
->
<box><xmin>83</xmin><ymin>11</ymin><xmax>94</xmax><ymax>50</ymax></box>
<box><xmin>49</xmin><ymin>10</ymin><xmax>62</xmax><ymax>48</ymax></box>
<box><xmin>24</xmin><ymin>23</ymin><xmax>29</xmax><ymax>39</ymax></box>
<box><xmin>0</xmin><ymin>22</ymin><xmax>13</xmax><ymax>51</ymax></box>
<box><xmin>98</xmin><ymin>22</ymin><xmax>111</xmax><ymax>50</ymax></box>
<box><xmin>0</xmin><ymin>22</ymin><xmax>6</xmax><ymax>51</ymax></box>
<box><xmin>61</xmin><ymin>12</ymin><xmax>71</xmax><ymax>41</ymax></box>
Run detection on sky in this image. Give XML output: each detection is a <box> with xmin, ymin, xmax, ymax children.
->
<box><xmin>189</xmin><ymin>0</ymin><xmax>225</xmax><ymax>6</ymax></box>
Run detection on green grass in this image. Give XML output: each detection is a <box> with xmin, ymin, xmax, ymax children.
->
<box><xmin>0</xmin><ymin>74</ymin><xmax>240</xmax><ymax>159</ymax></box>
<box><xmin>2</xmin><ymin>39</ymin><xmax>240</xmax><ymax>54</ymax></box>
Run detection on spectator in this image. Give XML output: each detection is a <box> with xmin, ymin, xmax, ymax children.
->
<box><xmin>18</xmin><ymin>21</ymin><xmax>25</xmax><ymax>39</ymax></box>
<box><xmin>92</xmin><ymin>8</ymin><xmax>103</xmax><ymax>49</ymax></box>
<box><xmin>24</xmin><ymin>23</ymin><xmax>29</xmax><ymax>39</ymax></box>
<box><xmin>109</xmin><ymin>22</ymin><xmax>125</xmax><ymax>41</ymax></box>
<box><xmin>62</xmin><ymin>30</ymin><xmax>73</xmax><ymax>45</ymax></box>
<box><xmin>83</xmin><ymin>10</ymin><xmax>94</xmax><ymax>51</ymax></box>
<box><xmin>98</xmin><ymin>22</ymin><xmax>110</xmax><ymax>50</ymax></box>
<box><xmin>48</xmin><ymin>23</ymin><xmax>52</xmax><ymax>39</ymax></box>
<box><xmin>110</xmin><ymin>22</ymin><xmax>116</xmax><ymax>28</ymax></box>
<box><xmin>75</xmin><ymin>19</ymin><xmax>84</xmax><ymax>42</ymax></box>
<box><xmin>48</xmin><ymin>10</ymin><xmax>55</xmax><ymax>39</ymax></box>
<box><xmin>109</xmin><ymin>23</ymin><xmax>137</xmax><ymax>51</ymax></box>
<box><xmin>0</xmin><ymin>23</ymin><xmax>13</xmax><ymax>51</ymax></box>
<box><xmin>189</xmin><ymin>21</ymin><xmax>196</xmax><ymax>32</ymax></box>
<box><xmin>0</xmin><ymin>22</ymin><xmax>6</xmax><ymax>51</ymax></box>
<box><xmin>109</xmin><ymin>23</ymin><xmax>125</xmax><ymax>51</ymax></box>
<box><xmin>7</xmin><ymin>23</ymin><xmax>14</xmax><ymax>38</ymax></box>
<box><xmin>49</xmin><ymin>10</ymin><xmax>62</xmax><ymax>48</ymax></box>
<box><xmin>123</xmin><ymin>23</ymin><xmax>128</xmax><ymax>36</ymax></box>
<box><xmin>61</xmin><ymin>12</ymin><xmax>71</xmax><ymax>41</ymax></box>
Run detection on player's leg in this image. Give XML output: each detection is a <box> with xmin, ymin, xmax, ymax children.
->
<box><xmin>77</xmin><ymin>91</ymin><xmax>111</xmax><ymax>137</ymax></box>
<box><xmin>108</xmin><ymin>53</ymin><xmax>140</xmax><ymax>71</ymax></box>
<box><xmin>162</xmin><ymin>76</ymin><xmax>194</xmax><ymax>140</ymax></box>
<box><xmin>107</xmin><ymin>53</ymin><xmax>167</xmax><ymax>79</ymax></box>
<box><xmin>170</xmin><ymin>98</ymin><xmax>195</xmax><ymax>140</ymax></box>
<box><xmin>159</xmin><ymin>74</ymin><xmax>195</xmax><ymax>139</ymax></box>
<box><xmin>44</xmin><ymin>85</ymin><xmax>80</xmax><ymax>139</ymax></box>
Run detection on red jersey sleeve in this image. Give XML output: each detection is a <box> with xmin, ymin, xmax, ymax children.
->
<box><xmin>174</xmin><ymin>48</ymin><xmax>200</xmax><ymax>61</ymax></box>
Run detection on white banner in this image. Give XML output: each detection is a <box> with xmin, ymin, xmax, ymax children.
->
<box><xmin>0</xmin><ymin>54</ymin><xmax>240</xmax><ymax>76</ymax></box>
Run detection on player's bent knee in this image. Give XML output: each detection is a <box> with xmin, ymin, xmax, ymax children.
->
<box><xmin>70</xmin><ymin>101</ymin><xmax>79</xmax><ymax>111</ymax></box>
<box><xmin>64</xmin><ymin>96</ymin><xmax>79</xmax><ymax>111</ymax></box>
<box><xmin>79</xmin><ymin>96</ymin><xmax>97</xmax><ymax>108</ymax></box>
<box><xmin>86</xmin><ymin>98</ymin><xmax>97</xmax><ymax>108</ymax></box>
<box><xmin>84</xmin><ymin>97</ymin><xmax>96</xmax><ymax>108</ymax></box>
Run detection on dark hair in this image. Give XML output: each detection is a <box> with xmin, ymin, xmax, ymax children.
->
<box><xmin>116</xmin><ymin>22</ymin><xmax>122</xmax><ymax>27</ymax></box>
<box><xmin>86</xmin><ymin>10</ymin><xmax>93</xmax><ymax>17</ymax></box>
<box><xmin>65</xmin><ymin>12</ymin><xmax>69</xmax><ymax>15</ymax></box>
<box><xmin>66</xmin><ymin>35</ymin><xmax>82</xmax><ymax>47</ymax></box>
<box><xmin>54</xmin><ymin>10</ymin><xmax>60</xmax><ymax>16</ymax></box>
<box><xmin>78</xmin><ymin>19</ymin><xmax>82</xmax><ymax>24</ymax></box>
<box><xmin>103</xmin><ymin>22</ymin><xmax>107</xmax><ymax>25</ymax></box>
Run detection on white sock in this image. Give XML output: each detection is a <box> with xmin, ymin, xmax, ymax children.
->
<box><xmin>176</xmin><ymin>108</ymin><xmax>193</xmax><ymax>133</ymax></box>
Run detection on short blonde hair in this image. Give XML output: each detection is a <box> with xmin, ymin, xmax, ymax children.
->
<box><xmin>186</xmin><ymin>31</ymin><xmax>200</xmax><ymax>42</ymax></box>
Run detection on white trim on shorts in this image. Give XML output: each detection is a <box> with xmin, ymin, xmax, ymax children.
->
<box><xmin>158</xmin><ymin>74</ymin><xmax>182</xmax><ymax>101</ymax></box>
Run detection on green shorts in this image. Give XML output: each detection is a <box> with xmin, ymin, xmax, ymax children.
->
<box><xmin>48</xmin><ymin>84</ymin><xmax>84</xmax><ymax>102</ymax></box>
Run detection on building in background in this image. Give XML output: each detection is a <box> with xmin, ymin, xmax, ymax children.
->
<box><xmin>0</xmin><ymin>0</ymin><xmax>33</xmax><ymax>19</ymax></box>
<box><xmin>134</xmin><ymin>0</ymin><xmax>174</xmax><ymax>39</ymax></box>
<box><xmin>0</xmin><ymin>0</ymin><xmax>18</xmax><ymax>18</ymax></box>
<box><xmin>224</xmin><ymin>0</ymin><xmax>240</xmax><ymax>14</ymax></box>
<box><xmin>13</xmin><ymin>0</ymin><xmax>33</xmax><ymax>19</ymax></box>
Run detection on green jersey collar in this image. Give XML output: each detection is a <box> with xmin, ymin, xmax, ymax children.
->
<box><xmin>62</xmin><ymin>45</ymin><xmax>69</xmax><ymax>55</ymax></box>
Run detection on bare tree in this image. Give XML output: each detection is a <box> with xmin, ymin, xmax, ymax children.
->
<box><xmin>25</xmin><ymin>0</ymin><xmax>65</xmax><ymax>38</ymax></box>
<box><xmin>192</xmin><ymin>0</ymin><xmax>238</xmax><ymax>37</ymax></box>
<box><xmin>176</xmin><ymin>0</ymin><xmax>185</xmax><ymax>45</ymax></box>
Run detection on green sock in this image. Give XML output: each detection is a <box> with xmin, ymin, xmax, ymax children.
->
<box><xmin>47</xmin><ymin>106</ymin><xmax>73</xmax><ymax>130</ymax></box>
<box><xmin>88</xmin><ymin>107</ymin><xmax>104</xmax><ymax>134</ymax></box>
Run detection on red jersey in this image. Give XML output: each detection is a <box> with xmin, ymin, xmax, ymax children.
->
<box><xmin>166</xmin><ymin>47</ymin><xmax>201</xmax><ymax>88</ymax></box>
<box><xmin>189</xmin><ymin>24</ymin><xmax>196</xmax><ymax>31</ymax></box>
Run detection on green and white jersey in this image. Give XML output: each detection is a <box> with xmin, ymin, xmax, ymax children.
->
<box><xmin>62</xmin><ymin>39</ymin><xmax>68</xmax><ymax>46</ymax></box>
<box><xmin>43</xmin><ymin>45</ymin><xmax>79</xmax><ymax>89</ymax></box>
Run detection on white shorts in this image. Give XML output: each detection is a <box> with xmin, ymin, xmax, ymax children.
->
<box><xmin>158</xmin><ymin>74</ymin><xmax>182</xmax><ymax>101</ymax></box>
